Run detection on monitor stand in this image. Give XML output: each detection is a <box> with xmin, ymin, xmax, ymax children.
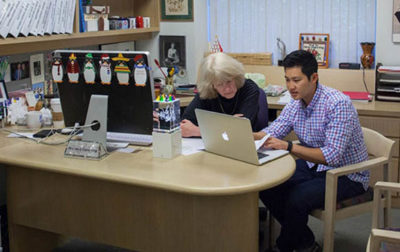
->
<box><xmin>64</xmin><ymin>95</ymin><xmax>108</xmax><ymax>160</ymax></box>
<box><xmin>82</xmin><ymin>94</ymin><xmax>108</xmax><ymax>149</ymax></box>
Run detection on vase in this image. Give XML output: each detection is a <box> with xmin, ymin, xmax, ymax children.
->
<box><xmin>360</xmin><ymin>42</ymin><xmax>375</xmax><ymax>69</ymax></box>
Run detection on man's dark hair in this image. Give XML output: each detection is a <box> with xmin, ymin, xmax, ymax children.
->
<box><xmin>282</xmin><ymin>50</ymin><xmax>318</xmax><ymax>80</ymax></box>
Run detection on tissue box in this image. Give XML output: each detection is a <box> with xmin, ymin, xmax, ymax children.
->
<box><xmin>152</xmin><ymin>129</ymin><xmax>182</xmax><ymax>159</ymax></box>
<box><xmin>153</xmin><ymin>98</ymin><xmax>180</xmax><ymax>132</ymax></box>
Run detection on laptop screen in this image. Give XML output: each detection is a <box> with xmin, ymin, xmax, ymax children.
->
<box><xmin>54</xmin><ymin>50</ymin><xmax>154</xmax><ymax>135</ymax></box>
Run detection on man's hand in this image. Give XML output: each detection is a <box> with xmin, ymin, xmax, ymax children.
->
<box><xmin>253</xmin><ymin>131</ymin><xmax>267</xmax><ymax>140</ymax></box>
<box><xmin>180</xmin><ymin>119</ymin><xmax>201</xmax><ymax>137</ymax></box>
<box><xmin>263</xmin><ymin>136</ymin><xmax>288</xmax><ymax>150</ymax></box>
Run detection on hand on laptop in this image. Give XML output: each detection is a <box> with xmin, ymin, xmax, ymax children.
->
<box><xmin>263</xmin><ymin>136</ymin><xmax>288</xmax><ymax>151</ymax></box>
<box><xmin>233</xmin><ymin>113</ymin><xmax>244</xmax><ymax>117</ymax></box>
<box><xmin>180</xmin><ymin>119</ymin><xmax>201</xmax><ymax>137</ymax></box>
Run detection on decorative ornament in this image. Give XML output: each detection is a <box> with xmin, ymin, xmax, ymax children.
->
<box><xmin>52</xmin><ymin>52</ymin><xmax>63</xmax><ymax>83</ymax></box>
<box><xmin>67</xmin><ymin>53</ymin><xmax>79</xmax><ymax>83</ymax></box>
<box><xmin>83</xmin><ymin>53</ymin><xmax>96</xmax><ymax>84</ymax></box>
<box><xmin>112</xmin><ymin>53</ymin><xmax>130</xmax><ymax>85</ymax></box>
<box><xmin>99</xmin><ymin>54</ymin><xmax>112</xmax><ymax>85</ymax></box>
<box><xmin>133</xmin><ymin>54</ymin><xmax>149</xmax><ymax>87</ymax></box>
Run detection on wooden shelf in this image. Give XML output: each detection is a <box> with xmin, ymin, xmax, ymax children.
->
<box><xmin>0</xmin><ymin>27</ymin><xmax>159</xmax><ymax>56</ymax></box>
<box><xmin>0</xmin><ymin>0</ymin><xmax>160</xmax><ymax>56</ymax></box>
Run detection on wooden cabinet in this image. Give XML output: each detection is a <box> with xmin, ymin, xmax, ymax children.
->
<box><xmin>0</xmin><ymin>0</ymin><xmax>160</xmax><ymax>56</ymax></box>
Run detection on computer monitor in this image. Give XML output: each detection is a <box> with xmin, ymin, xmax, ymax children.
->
<box><xmin>53</xmin><ymin>50</ymin><xmax>154</xmax><ymax>135</ymax></box>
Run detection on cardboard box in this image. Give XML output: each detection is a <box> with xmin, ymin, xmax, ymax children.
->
<box><xmin>85</xmin><ymin>6</ymin><xmax>110</xmax><ymax>14</ymax></box>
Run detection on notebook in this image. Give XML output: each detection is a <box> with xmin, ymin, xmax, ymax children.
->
<box><xmin>195</xmin><ymin>109</ymin><xmax>288</xmax><ymax>165</ymax></box>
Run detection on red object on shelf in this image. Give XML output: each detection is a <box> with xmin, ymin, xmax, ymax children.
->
<box><xmin>343</xmin><ymin>91</ymin><xmax>371</xmax><ymax>101</ymax></box>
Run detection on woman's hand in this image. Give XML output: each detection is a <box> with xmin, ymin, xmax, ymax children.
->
<box><xmin>180</xmin><ymin>119</ymin><xmax>201</xmax><ymax>137</ymax></box>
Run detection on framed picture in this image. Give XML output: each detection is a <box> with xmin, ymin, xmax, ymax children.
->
<box><xmin>393</xmin><ymin>0</ymin><xmax>400</xmax><ymax>42</ymax></box>
<box><xmin>299</xmin><ymin>33</ymin><xmax>330</xmax><ymax>68</ymax></box>
<box><xmin>159</xmin><ymin>35</ymin><xmax>186</xmax><ymax>69</ymax></box>
<box><xmin>30</xmin><ymin>53</ymin><xmax>45</xmax><ymax>84</ymax></box>
<box><xmin>0</xmin><ymin>80</ymin><xmax>8</xmax><ymax>102</ymax></box>
<box><xmin>10</xmin><ymin>61</ymin><xmax>30</xmax><ymax>81</ymax></box>
<box><xmin>161</xmin><ymin>0</ymin><xmax>193</xmax><ymax>21</ymax></box>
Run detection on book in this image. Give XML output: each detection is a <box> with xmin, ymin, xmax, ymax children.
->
<box><xmin>342</xmin><ymin>91</ymin><xmax>372</xmax><ymax>101</ymax></box>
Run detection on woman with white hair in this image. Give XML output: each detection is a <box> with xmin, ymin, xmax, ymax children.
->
<box><xmin>181</xmin><ymin>52</ymin><xmax>261</xmax><ymax>137</ymax></box>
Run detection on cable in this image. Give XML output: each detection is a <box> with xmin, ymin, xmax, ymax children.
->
<box><xmin>1</xmin><ymin>121</ymin><xmax>101</xmax><ymax>146</ymax></box>
<box><xmin>362</xmin><ymin>67</ymin><xmax>370</xmax><ymax>94</ymax></box>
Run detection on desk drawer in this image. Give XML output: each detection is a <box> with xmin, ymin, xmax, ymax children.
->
<box><xmin>359</xmin><ymin>116</ymin><xmax>400</xmax><ymax>137</ymax></box>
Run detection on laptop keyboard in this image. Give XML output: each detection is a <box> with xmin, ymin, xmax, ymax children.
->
<box><xmin>257</xmin><ymin>152</ymin><xmax>269</xmax><ymax>160</ymax></box>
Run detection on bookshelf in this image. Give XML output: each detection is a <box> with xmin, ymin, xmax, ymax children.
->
<box><xmin>0</xmin><ymin>0</ymin><xmax>160</xmax><ymax>56</ymax></box>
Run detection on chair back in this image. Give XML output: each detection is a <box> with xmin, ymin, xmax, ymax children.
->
<box><xmin>254</xmin><ymin>88</ymin><xmax>269</xmax><ymax>131</ymax></box>
<box><xmin>362</xmin><ymin>127</ymin><xmax>394</xmax><ymax>159</ymax></box>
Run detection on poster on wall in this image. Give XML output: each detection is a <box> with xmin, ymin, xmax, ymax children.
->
<box><xmin>393</xmin><ymin>0</ymin><xmax>400</xmax><ymax>42</ymax></box>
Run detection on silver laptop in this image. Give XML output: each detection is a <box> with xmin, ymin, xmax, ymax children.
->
<box><xmin>195</xmin><ymin>109</ymin><xmax>288</xmax><ymax>165</ymax></box>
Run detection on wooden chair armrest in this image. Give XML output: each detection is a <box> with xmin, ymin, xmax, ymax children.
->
<box><xmin>326</xmin><ymin>157</ymin><xmax>388</xmax><ymax>178</ymax></box>
<box><xmin>375</xmin><ymin>181</ymin><xmax>400</xmax><ymax>192</ymax></box>
<box><xmin>371</xmin><ymin>228</ymin><xmax>400</xmax><ymax>244</ymax></box>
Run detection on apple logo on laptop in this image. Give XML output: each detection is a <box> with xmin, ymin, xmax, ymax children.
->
<box><xmin>222</xmin><ymin>131</ymin><xmax>229</xmax><ymax>141</ymax></box>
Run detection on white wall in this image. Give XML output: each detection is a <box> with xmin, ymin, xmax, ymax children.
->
<box><xmin>136</xmin><ymin>1</ymin><xmax>208</xmax><ymax>84</ymax></box>
<box><xmin>376</xmin><ymin>0</ymin><xmax>400</xmax><ymax>65</ymax></box>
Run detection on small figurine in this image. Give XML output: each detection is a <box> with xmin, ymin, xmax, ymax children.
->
<box><xmin>67</xmin><ymin>53</ymin><xmax>79</xmax><ymax>83</ymax></box>
<box><xmin>52</xmin><ymin>52</ymin><xmax>63</xmax><ymax>83</ymax></box>
<box><xmin>112</xmin><ymin>53</ymin><xmax>130</xmax><ymax>85</ymax></box>
<box><xmin>133</xmin><ymin>54</ymin><xmax>149</xmax><ymax>87</ymax></box>
<box><xmin>83</xmin><ymin>53</ymin><xmax>96</xmax><ymax>84</ymax></box>
<box><xmin>99</xmin><ymin>54</ymin><xmax>112</xmax><ymax>85</ymax></box>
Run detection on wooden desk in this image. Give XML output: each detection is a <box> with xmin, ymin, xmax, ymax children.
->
<box><xmin>0</xmin><ymin>134</ymin><xmax>295</xmax><ymax>252</ymax></box>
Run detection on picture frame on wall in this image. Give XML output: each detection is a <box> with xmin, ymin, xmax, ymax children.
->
<box><xmin>161</xmin><ymin>0</ymin><xmax>193</xmax><ymax>21</ymax></box>
<box><xmin>393</xmin><ymin>0</ymin><xmax>400</xmax><ymax>42</ymax></box>
<box><xmin>159</xmin><ymin>35</ymin><xmax>186</xmax><ymax>69</ymax></box>
<box><xmin>299</xmin><ymin>33</ymin><xmax>330</xmax><ymax>68</ymax></box>
<box><xmin>30</xmin><ymin>53</ymin><xmax>45</xmax><ymax>84</ymax></box>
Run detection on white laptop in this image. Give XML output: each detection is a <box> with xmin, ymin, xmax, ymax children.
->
<box><xmin>195</xmin><ymin>109</ymin><xmax>288</xmax><ymax>165</ymax></box>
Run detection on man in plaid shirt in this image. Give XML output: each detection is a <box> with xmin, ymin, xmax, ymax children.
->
<box><xmin>255</xmin><ymin>50</ymin><xmax>368</xmax><ymax>252</ymax></box>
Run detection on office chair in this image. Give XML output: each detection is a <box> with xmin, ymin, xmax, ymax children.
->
<box><xmin>310</xmin><ymin>127</ymin><xmax>395</xmax><ymax>252</ymax></box>
<box><xmin>366</xmin><ymin>181</ymin><xmax>400</xmax><ymax>252</ymax></box>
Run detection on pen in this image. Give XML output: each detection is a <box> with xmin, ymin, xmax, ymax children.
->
<box><xmin>154</xmin><ymin>59</ymin><xmax>168</xmax><ymax>79</ymax></box>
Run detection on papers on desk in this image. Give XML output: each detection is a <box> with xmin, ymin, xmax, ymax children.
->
<box><xmin>255</xmin><ymin>134</ymin><xmax>270</xmax><ymax>150</ymax></box>
<box><xmin>277</xmin><ymin>91</ymin><xmax>292</xmax><ymax>105</ymax></box>
<box><xmin>181</xmin><ymin>138</ymin><xmax>205</xmax><ymax>156</ymax></box>
<box><xmin>7</xmin><ymin>132</ymin><xmax>35</xmax><ymax>138</ymax></box>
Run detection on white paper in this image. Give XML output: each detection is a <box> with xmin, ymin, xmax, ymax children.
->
<box><xmin>9</xmin><ymin>0</ymin><xmax>24</xmax><ymax>37</ymax></box>
<box><xmin>255</xmin><ymin>133</ymin><xmax>270</xmax><ymax>150</ymax></box>
<box><xmin>53</xmin><ymin>0</ymin><xmax>61</xmax><ymax>33</ymax></box>
<box><xmin>181</xmin><ymin>138</ymin><xmax>205</xmax><ymax>156</ymax></box>
<box><xmin>8</xmin><ymin>132</ymin><xmax>35</xmax><ymax>138</ymax></box>
<box><xmin>20</xmin><ymin>0</ymin><xmax>35</xmax><ymax>37</ymax></box>
<box><xmin>0</xmin><ymin>0</ymin><xmax>17</xmax><ymax>38</ymax></box>
<box><xmin>29</xmin><ymin>0</ymin><xmax>43</xmax><ymax>36</ymax></box>
<box><xmin>278</xmin><ymin>91</ymin><xmax>292</xmax><ymax>105</ymax></box>
<box><xmin>116</xmin><ymin>147</ymin><xmax>136</xmax><ymax>153</ymax></box>
<box><xmin>25</xmin><ymin>91</ymin><xmax>37</xmax><ymax>107</ymax></box>
<box><xmin>45</xmin><ymin>1</ymin><xmax>55</xmax><ymax>34</ymax></box>
<box><xmin>38</xmin><ymin>0</ymin><xmax>51</xmax><ymax>35</ymax></box>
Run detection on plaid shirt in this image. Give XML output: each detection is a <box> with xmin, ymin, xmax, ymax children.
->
<box><xmin>263</xmin><ymin>84</ymin><xmax>369</xmax><ymax>190</ymax></box>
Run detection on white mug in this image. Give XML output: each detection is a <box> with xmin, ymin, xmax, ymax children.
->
<box><xmin>26</xmin><ymin>111</ymin><xmax>42</xmax><ymax>129</ymax></box>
